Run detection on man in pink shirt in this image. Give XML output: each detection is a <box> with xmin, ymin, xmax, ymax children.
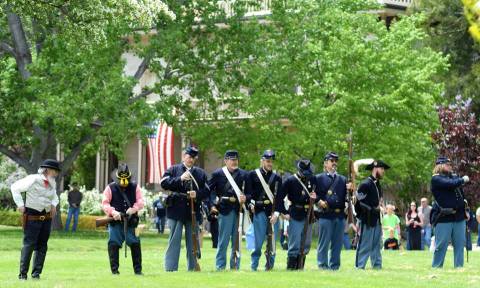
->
<box><xmin>102</xmin><ymin>163</ymin><xmax>144</xmax><ymax>275</ymax></box>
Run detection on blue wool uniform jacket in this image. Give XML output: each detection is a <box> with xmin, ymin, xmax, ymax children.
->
<box><xmin>431</xmin><ymin>174</ymin><xmax>466</xmax><ymax>223</ymax></box>
<box><xmin>160</xmin><ymin>163</ymin><xmax>209</xmax><ymax>222</ymax></box>
<box><xmin>244</xmin><ymin>168</ymin><xmax>282</xmax><ymax>216</ymax></box>
<box><xmin>356</xmin><ymin>175</ymin><xmax>382</xmax><ymax>226</ymax></box>
<box><xmin>315</xmin><ymin>172</ymin><xmax>347</xmax><ymax>219</ymax></box>
<box><xmin>208</xmin><ymin>168</ymin><xmax>247</xmax><ymax>215</ymax></box>
<box><xmin>279</xmin><ymin>174</ymin><xmax>318</xmax><ymax>221</ymax></box>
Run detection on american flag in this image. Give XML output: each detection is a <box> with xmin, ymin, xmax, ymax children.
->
<box><xmin>146</xmin><ymin>121</ymin><xmax>175</xmax><ymax>184</ymax></box>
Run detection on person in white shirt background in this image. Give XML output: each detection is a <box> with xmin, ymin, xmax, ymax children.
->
<box><xmin>11</xmin><ymin>159</ymin><xmax>61</xmax><ymax>281</ymax></box>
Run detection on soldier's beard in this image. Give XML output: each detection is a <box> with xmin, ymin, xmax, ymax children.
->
<box><xmin>47</xmin><ymin>175</ymin><xmax>57</xmax><ymax>187</ymax></box>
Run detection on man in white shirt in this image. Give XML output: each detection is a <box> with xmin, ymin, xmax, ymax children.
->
<box><xmin>11</xmin><ymin>159</ymin><xmax>61</xmax><ymax>280</ymax></box>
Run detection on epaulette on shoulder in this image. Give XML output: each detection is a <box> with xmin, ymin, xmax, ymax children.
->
<box><xmin>432</xmin><ymin>174</ymin><xmax>440</xmax><ymax>177</ymax></box>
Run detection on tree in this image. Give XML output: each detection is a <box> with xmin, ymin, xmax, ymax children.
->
<box><xmin>432</xmin><ymin>96</ymin><xmax>480</xmax><ymax>207</ymax></box>
<box><xmin>146</xmin><ymin>0</ymin><xmax>447</xmax><ymax>201</ymax></box>
<box><xmin>411</xmin><ymin>0</ymin><xmax>480</xmax><ymax>115</ymax></box>
<box><xmin>0</xmin><ymin>0</ymin><xmax>174</xmax><ymax>228</ymax></box>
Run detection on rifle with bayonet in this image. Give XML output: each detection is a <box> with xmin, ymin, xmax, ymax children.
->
<box><xmin>188</xmin><ymin>175</ymin><xmax>201</xmax><ymax>271</ymax></box>
<box><xmin>265</xmin><ymin>181</ymin><xmax>278</xmax><ymax>271</ymax></box>
<box><xmin>232</xmin><ymin>181</ymin><xmax>245</xmax><ymax>270</ymax></box>
<box><xmin>347</xmin><ymin>128</ymin><xmax>356</xmax><ymax>225</ymax></box>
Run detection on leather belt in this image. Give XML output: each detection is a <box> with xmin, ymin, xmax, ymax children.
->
<box><xmin>295</xmin><ymin>204</ymin><xmax>309</xmax><ymax>209</ymax></box>
<box><xmin>26</xmin><ymin>214</ymin><xmax>52</xmax><ymax>221</ymax></box>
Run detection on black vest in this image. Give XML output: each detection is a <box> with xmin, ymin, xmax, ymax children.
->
<box><xmin>109</xmin><ymin>182</ymin><xmax>137</xmax><ymax>214</ymax></box>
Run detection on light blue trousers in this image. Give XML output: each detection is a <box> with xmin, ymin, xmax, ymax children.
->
<box><xmin>317</xmin><ymin>217</ymin><xmax>344</xmax><ymax>270</ymax></box>
<box><xmin>216</xmin><ymin>210</ymin><xmax>240</xmax><ymax>270</ymax></box>
<box><xmin>164</xmin><ymin>218</ymin><xmax>199</xmax><ymax>271</ymax></box>
<box><xmin>355</xmin><ymin>220</ymin><xmax>382</xmax><ymax>269</ymax></box>
<box><xmin>432</xmin><ymin>220</ymin><xmax>466</xmax><ymax>268</ymax></box>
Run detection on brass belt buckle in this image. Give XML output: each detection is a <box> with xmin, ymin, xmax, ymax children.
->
<box><xmin>39</xmin><ymin>215</ymin><xmax>45</xmax><ymax>221</ymax></box>
<box><xmin>335</xmin><ymin>209</ymin><xmax>341</xmax><ymax>213</ymax></box>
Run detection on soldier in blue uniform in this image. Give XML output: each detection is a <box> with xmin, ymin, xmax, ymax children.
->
<box><xmin>160</xmin><ymin>146</ymin><xmax>209</xmax><ymax>271</ymax></box>
<box><xmin>272</xmin><ymin>159</ymin><xmax>318</xmax><ymax>270</ymax></box>
<box><xmin>430</xmin><ymin>156</ymin><xmax>469</xmax><ymax>268</ymax></box>
<box><xmin>315</xmin><ymin>152</ymin><xmax>351</xmax><ymax>270</ymax></box>
<box><xmin>245</xmin><ymin>149</ymin><xmax>282</xmax><ymax>271</ymax></box>
<box><xmin>354</xmin><ymin>159</ymin><xmax>390</xmax><ymax>270</ymax></box>
<box><xmin>208</xmin><ymin>150</ymin><xmax>248</xmax><ymax>270</ymax></box>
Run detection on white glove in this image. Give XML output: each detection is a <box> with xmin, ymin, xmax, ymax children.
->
<box><xmin>463</xmin><ymin>175</ymin><xmax>470</xmax><ymax>183</ymax></box>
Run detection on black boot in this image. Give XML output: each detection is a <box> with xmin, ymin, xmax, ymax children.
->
<box><xmin>287</xmin><ymin>256</ymin><xmax>297</xmax><ymax>270</ymax></box>
<box><xmin>130</xmin><ymin>243</ymin><xmax>142</xmax><ymax>275</ymax></box>
<box><xmin>31</xmin><ymin>250</ymin><xmax>47</xmax><ymax>279</ymax></box>
<box><xmin>19</xmin><ymin>246</ymin><xmax>34</xmax><ymax>280</ymax></box>
<box><xmin>108</xmin><ymin>244</ymin><xmax>120</xmax><ymax>275</ymax></box>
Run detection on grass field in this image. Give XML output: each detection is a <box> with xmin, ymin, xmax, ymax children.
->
<box><xmin>0</xmin><ymin>225</ymin><xmax>478</xmax><ymax>288</ymax></box>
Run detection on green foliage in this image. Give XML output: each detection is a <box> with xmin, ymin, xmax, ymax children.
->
<box><xmin>0</xmin><ymin>0</ymin><xmax>175</xmax><ymax>174</ymax></box>
<box><xmin>411</xmin><ymin>0</ymin><xmax>480</xmax><ymax>113</ymax></box>
<box><xmin>147</xmin><ymin>0</ymin><xmax>447</xmax><ymax>199</ymax></box>
<box><xmin>0</xmin><ymin>155</ymin><xmax>26</xmax><ymax>209</ymax></box>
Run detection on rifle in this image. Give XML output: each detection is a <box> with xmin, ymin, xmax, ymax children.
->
<box><xmin>232</xmin><ymin>181</ymin><xmax>245</xmax><ymax>270</ymax></box>
<box><xmin>123</xmin><ymin>213</ymin><xmax>128</xmax><ymax>258</ymax></box>
<box><xmin>265</xmin><ymin>181</ymin><xmax>278</xmax><ymax>271</ymax></box>
<box><xmin>95</xmin><ymin>216</ymin><xmax>114</xmax><ymax>227</ymax></box>
<box><xmin>297</xmin><ymin>192</ymin><xmax>314</xmax><ymax>270</ymax></box>
<box><xmin>346</xmin><ymin>128</ymin><xmax>356</xmax><ymax>225</ymax></box>
<box><xmin>188</xmin><ymin>178</ymin><xmax>201</xmax><ymax>271</ymax></box>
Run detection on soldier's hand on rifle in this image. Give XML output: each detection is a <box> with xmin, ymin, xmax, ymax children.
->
<box><xmin>270</xmin><ymin>214</ymin><xmax>278</xmax><ymax>224</ymax></box>
<box><xmin>17</xmin><ymin>206</ymin><xmax>25</xmax><ymax>213</ymax></box>
<box><xmin>210</xmin><ymin>206</ymin><xmax>219</xmax><ymax>216</ymax></box>
<box><xmin>309</xmin><ymin>192</ymin><xmax>317</xmax><ymax>200</ymax></box>
<box><xmin>188</xmin><ymin>190</ymin><xmax>196</xmax><ymax>199</ymax></box>
<box><xmin>112</xmin><ymin>210</ymin><xmax>122</xmax><ymax>220</ymax></box>
<box><xmin>126</xmin><ymin>207</ymin><xmax>138</xmax><ymax>215</ymax></box>
<box><xmin>249</xmin><ymin>203</ymin><xmax>255</xmax><ymax>214</ymax></box>
<box><xmin>239</xmin><ymin>195</ymin><xmax>246</xmax><ymax>204</ymax></box>
<box><xmin>181</xmin><ymin>171</ymin><xmax>191</xmax><ymax>181</ymax></box>
<box><xmin>318</xmin><ymin>200</ymin><xmax>328</xmax><ymax>209</ymax></box>
<box><xmin>346</xmin><ymin>182</ymin><xmax>353</xmax><ymax>191</ymax></box>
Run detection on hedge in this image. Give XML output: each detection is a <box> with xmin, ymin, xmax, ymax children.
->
<box><xmin>0</xmin><ymin>210</ymin><xmax>103</xmax><ymax>231</ymax></box>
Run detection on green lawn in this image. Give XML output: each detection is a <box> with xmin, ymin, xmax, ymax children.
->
<box><xmin>0</xmin><ymin>225</ymin><xmax>478</xmax><ymax>288</ymax></box>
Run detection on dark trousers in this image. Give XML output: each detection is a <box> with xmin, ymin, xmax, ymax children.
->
<box><xmin>210</xmin><ymin>219</ymin><xmax>219</xmax><ymax>249</ymax></box>
<box><xmin>156</xmin><ymin>216</ymin><xmax>166</xmax><ymax>234</ymax></box>
<box><xmin>20</xmin><ymin>210</ymin><xmax>52</xmax><ymax>278</ymax></box>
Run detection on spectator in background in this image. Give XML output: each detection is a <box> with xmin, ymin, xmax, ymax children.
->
<box><xmin>65</xmin><ymin>182</ymin><xmax>83</xmax><ymax>232</ymax></box>
<box><xmin>418</xmin><ymin>197</ymin><xmax>432</xmax><ymax>250</ymax></box>
<box><xmin>384</xmin><ymin>228</ymin><xmax>399</xmax><ymax>250</ymax></box>
<box><xmin>406</xmin><ymin>201</ymin><xmax>423</xmax><ymax>250</ymax></box>
<box><xmin>477</xmin><ymin>206</ymin><xmax>480</xmax><ymax>248</ymax></box>
<box><xmin>152</xmin><ymin>194</ymin><xmax>166</xmax><ymax>234</ymax></box>
<box><xmin>382</xmin><ymin>204</ymin><xmax>401</xmax><ymax>243</ymax></box>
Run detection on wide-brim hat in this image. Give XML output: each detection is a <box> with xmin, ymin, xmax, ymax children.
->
<box><xmin>40</xmin><ymin>159</ymin><xmax>61</xmax><ymax>171</ymax></box>
<box><xmin>365</xmin><ymin>160</ymin><xmax>390</xmax><ymax>171</ymax></box>
<box><xmin>185</xmin><ymin>146</ymin><xmax>199</xmax><ymax>158</ymax></box>
<box><xmin>116</xmin><ymin>163</ymin><xmax>132</xmax><ymax>179</ymax></box>
<box><xmin>296</xmin><ymin>159</ymin><xmax>314</xmax><ymax>176</ymax></box>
